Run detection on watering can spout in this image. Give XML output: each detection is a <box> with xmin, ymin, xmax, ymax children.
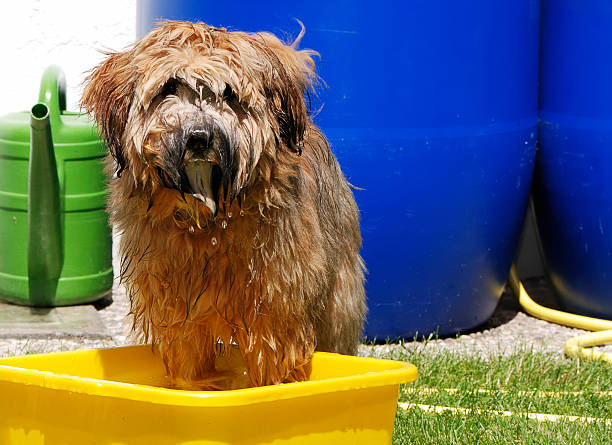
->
<box><xmin>28</xmin><ymin>102</ymin><xmax>63</xmax><ymax>306</ymax></box>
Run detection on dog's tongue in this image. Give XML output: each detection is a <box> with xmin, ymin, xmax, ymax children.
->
<box><xmin>184</xmin><ymin>161</ymin><xmax>217</xmax><ymax>217</ymax></box>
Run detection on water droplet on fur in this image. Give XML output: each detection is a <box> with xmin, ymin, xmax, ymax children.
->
<box><xmin>211</xmin><ymin>237</ymin><xmax>218</xmax><ymax>246</ymax></box>
<box><xmin>247</xmin><ymin>269</ymin><xmax>256</xmax><ymax>286</ymax></box>
<box><xmin>221</xmin><ymin>220</ymin><xmax>227</xmax><ymax>229</ymax></box>
<box><xmin>189</xmin><ymin>226</ymin><xmax>195</xmax><ymax>233</ymax></box>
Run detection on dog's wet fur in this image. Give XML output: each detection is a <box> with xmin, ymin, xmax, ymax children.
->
<box><xmin>82</xmin><ymin>21</ymin><xmax>366</xmax><ymax>389</ymax></box>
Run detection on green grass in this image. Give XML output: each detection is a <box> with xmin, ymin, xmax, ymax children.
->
<box><xmin>368</xmin><ymin>345</ymin><xmax>612</xmax><ymax>444</ymax></box>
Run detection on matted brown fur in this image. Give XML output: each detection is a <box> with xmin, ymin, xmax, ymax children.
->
<box><xmin>82</xmin><ymin>21</ymin><xmax>366</xmax><ymax>389</ymax></box>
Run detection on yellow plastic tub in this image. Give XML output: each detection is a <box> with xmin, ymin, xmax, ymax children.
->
<box><xmin>0</xmin><ymin>345</ymin><xmax>417</xmax><ymax>444</ymax></box>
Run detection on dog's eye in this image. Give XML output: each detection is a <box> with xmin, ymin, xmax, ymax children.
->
<box><xmin>222</xmin><ymin>84</ymin><xmax>237</xmax><ymax>102</ymax></box>
<box><xmin>150</xmin><ymin>79</ymin><xmax>180</xmax><ymax>107</ymax></box>
<box><xmin>160</xmin><ymin>79</ymin><xmax>179</xmax><ymax>98</ymax></box>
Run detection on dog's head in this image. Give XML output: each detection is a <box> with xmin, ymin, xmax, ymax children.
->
<box><xmin>82</xmin><ymin>21</ymin><xmax>317</xmax><ymax>218</ymax></box>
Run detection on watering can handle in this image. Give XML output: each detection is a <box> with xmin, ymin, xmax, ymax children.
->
<box><xmin>38</xmin><ymin>65</ymin><xmax>67</xmax><ymax>128</ymax></box>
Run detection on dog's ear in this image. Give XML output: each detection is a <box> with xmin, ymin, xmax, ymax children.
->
<box><xmin>256</xmin><ymin>30</ymin><xmax>318</xmax><ymax>155</ymax></box>
<box><xmin>82</xmin><ymin>51</ymin><xmax>136</xmax><ymax>176</ymax></box>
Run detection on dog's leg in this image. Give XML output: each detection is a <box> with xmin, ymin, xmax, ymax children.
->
<box><xmin>155</xmin><ymin>325</ymin><xmax>220</xmax><ymax>390</ymax></box>
<box><xmin>235</xmin><ymin>318</ymin><xmax>315</xmax><ymax>387</ymax></box>
<box><xmin>284</xmin><ymin>359</ymin><xmax>312</xmax><ymax>383</ymax></box>
<box><xmin>315</xmin><ymin>259</ymin><xmax>367</xmax><ymax>355</ymax></box>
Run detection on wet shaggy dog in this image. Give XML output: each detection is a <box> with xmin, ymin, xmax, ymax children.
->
<box><xmin>82</xmin><ymin>21</ymin><xmax>366</xmax><ymax>389</ymax></box>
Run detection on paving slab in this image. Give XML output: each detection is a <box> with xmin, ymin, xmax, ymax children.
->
<box><xmin>0</xmin><ymin>300</ymin><xmax>110</xmax><ymax>339</ymax></box>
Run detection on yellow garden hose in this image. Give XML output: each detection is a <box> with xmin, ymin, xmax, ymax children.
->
<box><xmin>508</xmin><ymin>265</ymin><xmax>612</xmax><ymax>363</ymax></box>
<box><xmin>399</xmin><ymin>267</ymin><xmax>612</xmax><ymax>424</ymax></box>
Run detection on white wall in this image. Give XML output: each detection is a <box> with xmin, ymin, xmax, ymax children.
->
<box><xmin>0</xmin><ymin>1</ymin><xmax>136</xmax><ymax>116</ymax></box>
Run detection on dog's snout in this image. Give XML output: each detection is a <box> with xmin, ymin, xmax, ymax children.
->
<box><xmin>185</xmin><ymin>128</ymin><xmax>213</xmax><ymax>154</ymax></box>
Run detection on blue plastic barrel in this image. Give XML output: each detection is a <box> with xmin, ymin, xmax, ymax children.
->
<box><xmin>536</xmin><ymin>0</ymin><xmax>612</xmax><ymax>319</ymax></box>
<box><xmin>138</xmin><ymin>1</ymin><xmax>539</xmax><ymax>339</ymax></box>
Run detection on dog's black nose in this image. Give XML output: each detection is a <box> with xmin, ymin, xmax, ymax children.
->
<box><xmin>185</xmin><ymin>128</ymin><xmax>213</xmax><ymax>153</ymax></box>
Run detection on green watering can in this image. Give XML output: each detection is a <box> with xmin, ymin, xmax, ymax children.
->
<box><xmin>0</xmin><ymin>66</ymin><xmax>112</xmax><ymax>307</ymax></box>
